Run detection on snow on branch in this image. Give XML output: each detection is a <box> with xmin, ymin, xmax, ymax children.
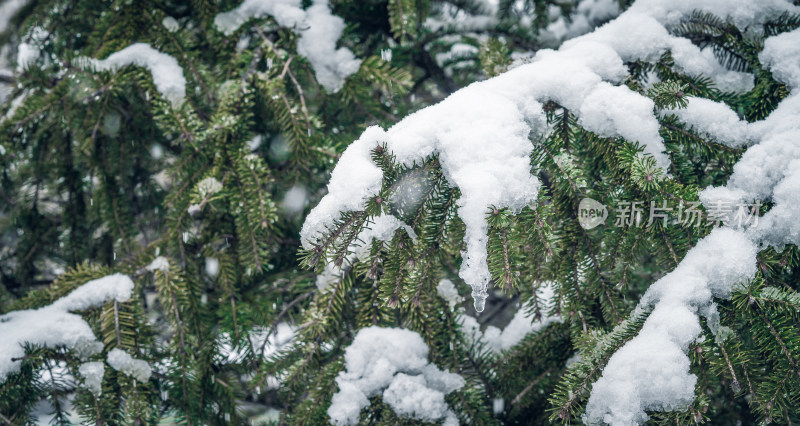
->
<box><xmin>214</xmin><ymin>0</ymin><xmax>361</xmax><ymax>92</ymax></box>
<box><xmin>301</xmin><ymin>0</ymin><xmax>794</xmax><ymax>313</ymax></box>
<box><xmin>328</xmin><ymin>326</ymin><xmax>464</xmax><ymax>426</ymax></box>
<box><xmin>0</xmin><ymin>273</ymin><xmax>135</xmax><ymax>381</ymax></box>
<box><xmin>106</xmin><ymin>348</ymin><xmax>152</xmax><ymax>383</ymax></box>
<box><xmin>584</xmin><ymin>228</ymin><xmax>758</xmax><ymax>424</ymax></box>
<box><xmin>77</xmin><ymin>43</ymin><xmax>187</xmax><ymax>107</ymax></box>
<box><xmin>585</xmin><ymin>24</ymin><xmax>800</xmax><ymax>425</ymax></box>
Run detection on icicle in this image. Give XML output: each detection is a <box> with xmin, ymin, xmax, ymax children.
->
<box><xmin>473</xmin><ymin>291</ymin><xmax>487</xmax><ymax>312</ymax></box>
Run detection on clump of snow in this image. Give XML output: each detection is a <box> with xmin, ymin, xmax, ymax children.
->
<box><xmin>107</xmin><ymin>348</ymin><xmax>151</xmax><ymax>383</ymax></box>
<box><xmin>435</xmin><ymin>42</ymin><xmax>479</xmax><ymax>70</ymax></box>
<box><xmin>197</xmin><ymin>176</ymin><xmax>223</xmax><ymax>198</ymax></box>
<box><xmin>585</xmin><ymin>229</ymin><xmax>757</xmax><ymax>425</ymax></box>
<box><xmin>205</xmin><ymin>257</ymin><xmax>220</xmax><ymax>277</ymax></box>
<box><xmin>162</xmin><ymin>16</ymin><xmax>179</xmax><ymax>32</ymax></box>
<box><xmin>296</xmin><ymin>1</ymin><xmax>361</xmax><ymax>92</ymax></box>
<box><xmin>187</xmin><ymin>204</ymin><xmax>202</xmax><ymax>216</ymax></box>
<box><xmin>0</xmin><ymin>274</ymin><xmax>135</xmax><ymax>381</ymax></box>
<box><xmin>663</xmin><ymin>97</ymin><xmax>753</xmax><ymax>148</ymax></box>
<box><xmin>146</xmin><ymin>256</ymin><xmax>170</xmax><ymax>273</ymax></box>
<box><xmin>280</xmin><ymin>184</ymin><xmax>309</xmax><ymax>215</ymax></box>
<box><xmin>328</xmin><ymin>326</ymin><xmax>464</xmax><ymax>425</ymax></box>
<box><xmin>1</xmin><ymin>90</ymin><xmax>30</xmax><ymax>123</ymax></box>
<box><xmin>423</xmin><ymin>1</ymin><xmax>495</xmax><ymax>33</ymax></box>
<box><xmin>78</xmin><ymin>362</ymin><xmax>105</xmax><ymax>396</ymax></box>
<box><xmin>436</xmin><ymin>279</ymin><xmax>461</xmax><ymax>309</ymax></box>
<box><xmin>493</xmin><ymin>398</ymin><xmax>504</xmax><ymax>414</ymax></box>
<box><xmin>77</xmin><ymin>43</ymin><xmax>186</xmax><ymax>106</ymax></box>
<box><xmin>214</xmin><ymin>0</ymin><xmax>304</xmax><ymax>33</ymax></box>
<box><xmin>247</xmin><ymin>134</ymin><xmax>262</xmax><ymax>150</ymax></box>
<box><xmin>16</xmin><ymin>26</ymin><xmax>49</xmax><ymax>72</ymax></box>
<box><xmin>214</xmin><ymin>0</ymin><xmax>361</xmax><ymax>92</ymax></box>
<box><xmin>759</xmin><ymin>28</ymin><xmax>800</xmax><ymax>90</ymax></box>
<box><xmin>485</xmin><ymin>306</ymin><xmax>560</xmax><ymax>352</ymax></box>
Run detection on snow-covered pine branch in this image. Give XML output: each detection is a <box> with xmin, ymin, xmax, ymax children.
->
<box><xmin>301</xmin><ymin>0</ymin><xmax>794</xmax><ymax>312</ymax></box>
<box><xmin>301</xmin><ymin>0</ymin><xmax>800</xmax><ymax>423</ymax></box>
<box><xmin>214</xmin><ymin>0</ymin><xmax>361</xmax><ymax>92</ymax></box>
<box><xmin>0</xmin><ymin>274</ymin><xmax>134</xmax><ymax>381</ymax></box>
<box><xmin>585</xmin><ymin>24</ymin><xmax>800</xmax><ymax>424</ymax></box>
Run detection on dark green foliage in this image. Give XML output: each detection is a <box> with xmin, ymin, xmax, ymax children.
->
<box><xmin>1</xmin><ymin>1</ymin><xmax>799</xmax><ymax>425</ymax></box>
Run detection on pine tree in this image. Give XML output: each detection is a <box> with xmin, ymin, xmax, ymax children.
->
<box><xmin>1</xmin><ymin>0</ymin><xmax>799</xmax><ymax>425</ymax></box>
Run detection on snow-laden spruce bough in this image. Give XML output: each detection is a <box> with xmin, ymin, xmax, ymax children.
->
<box><xmin>0</xmin><ymin>273</ymin><xmax>150</xmax><ymax>389</ymax></box>
<box><xmin>301</xmin><ymin>0</ymin><xmax>800</xmax><ymax>424</ymax></box>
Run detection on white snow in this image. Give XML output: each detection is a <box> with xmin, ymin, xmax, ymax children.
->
<box><xmin>197</xmin><ymin>176</ymin><xmax>223</xmax><ymax>197</ymax></box>
<box><xmin>493</xmin><ymin>398</ymin><xmax>505</xmax><ymax>414</ymax></box>
<box><xmin>0</xmin><ymin>0</ymin><xmax>29</xmax><ymax>34</ymax></box>
<box><xmin>436</xmin><ymin>279</ymin><xmax>461</xmax><ymax>309</ymax></box>
<box><xmin>296</xmin><ymin>1</ymin><xmax>361</xmax><ymax>92</ymax></box>
<box><xmin>162</xmin><ymin>16</ymin><xmax>179</xmax><ymax>32</ymax></box>
<box><xmin>77</xmin><ymin>43</ymin><xmax>186</xmax><ymax>106</ymax></box>
<box><xmin>205</xmin><ymin>257</ymin><xmax>220</xmax><ymax>277</ymax></box>
<box><xmin>0</xmin><ymin>273</ymin><xmax>134</xmax><ymax>382</ymax></box>
<box><xmin>188</xmin><ymin>204</ymin><xmax>202</xmax><ymax>216</ymax></box>
<box><xmin>585</xmin><ymin>19</ymin><xmax>800</xmax><ymax>426</ymax></box>
<box><xmin>328</xmin><ymin>326</ymin><xmax>464</xmax><ymax>425</ymax></box>
<box><xmin>16</xmin><ymin>33</ymin><xmax>41</xmax><ymax>71</ymax></box>
<box><xmin>78</xmin><ymin>362</ymin><xmax>105</xmax><ymax>395</ymax></box>
<box><xmin>107</xmin><ymin>348</ymin><xmax>152</xmax><ymax>383</ymax></box>
<box><xmin>584</xmin><ymin>229</ymin><xmax>757</xmax><ymax>424</ymax></box>
<box><xmin>146</xmin><ymin>256</ymin><xmax>170</xmax><ymax>273</ymax></box>
<box><xmin>280</xmin><ymin>184</ymin><xmax>309</xmax><ymax>215</ymax></box>
<box><xmin>663</xmin><ymin>97</ymin><xmax>752</xmax><ymax>148</ymax></box>
<box><xmin>759</xmin><ymin>28</ymin><xmax>800</xmax><ymax>89</ymax></box>
<box><xmin>214</xmin><ymin>0</ymin><xmax>361</xmax><ymax>92</ymax></box>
